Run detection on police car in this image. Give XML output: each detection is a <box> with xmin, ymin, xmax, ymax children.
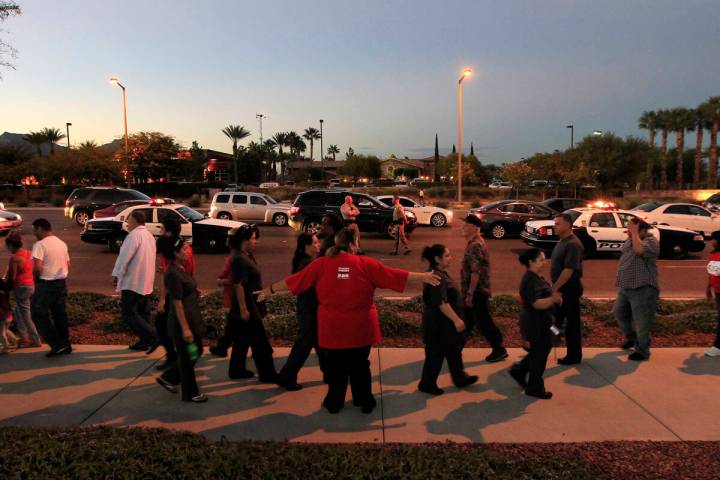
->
<box><xmin>521</xmin><ymin>207</ymin><xmax>705</xmax><ymax>259</ymax></box>
<box><xmin>81</xmin><ymin>200</ymin><xmax>245</xmax><ymax>253</ymax></box>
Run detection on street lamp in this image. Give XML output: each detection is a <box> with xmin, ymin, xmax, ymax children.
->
<box><xmin>457</xmin><ymin>67</ymin><xmax>472</xmax><ymax>203</ymax></box>
<box><xmin>593</xmin><ymin>130</ymin><xmax>603</xmax><ymax>136</ymax></box>
<box><xmin>319</xmin><ymin>119</ymin><xmax>324</xmax><ymax>181</ymax></box>
<box><xmin>110</xmin><ymin>76</ymin><xmax>129</xmax><ymax>185</ymax></box>
<box><xmin>66</xmin><ymin>122</ymin><xmax>72</xmax><ymax>148</ymax></box>
<box><xmin>566</xmin><ymin>124</ymin><xmax>574</xmax><ymax>149</ymax></box>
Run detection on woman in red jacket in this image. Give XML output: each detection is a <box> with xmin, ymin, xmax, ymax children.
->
<box><xmin>256</xmin><ymin>228</ymin><xmax>439</xmax><ymax>414</ymax></box>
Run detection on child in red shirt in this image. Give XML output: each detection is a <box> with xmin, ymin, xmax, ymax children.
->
<box><xmin>705</xmin><ymin>231</ymin><xmax>720</xmax><ymax>357</ymax></box>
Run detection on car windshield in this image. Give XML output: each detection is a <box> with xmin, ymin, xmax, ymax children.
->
<box><xmin>262</xmin><ymin>195</ymin><xmax>277</xmax><ymax>204</ymax></box>
<box><xmin>633</xmin><ymin>203</ymin><xmax>661</xmax><ymax>212</ymax></box>
<box><xmin>176</xmin><ymin>206</ymin><xmax>205</xmax><ymax>222</ymax></box>
<box><xmin>478</xmin><ymin>201</ymin><xmax>505</xmax><ymax>211</ymax></box>
<box><xmin>564</xmin><ymin>209</ymin><xmax>582</xmax><ymax>223</ymax></box>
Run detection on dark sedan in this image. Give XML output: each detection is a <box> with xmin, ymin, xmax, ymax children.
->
<box><xmin>470</xmin><ymin>200</ymin><xmax>557</xmax><ymax>239</ymax></box>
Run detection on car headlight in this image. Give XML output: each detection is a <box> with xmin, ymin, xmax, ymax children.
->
<box><xmin>15</xmin><ymin>214</ymin><xmax>21</xmax><ymax>221</ymax></box>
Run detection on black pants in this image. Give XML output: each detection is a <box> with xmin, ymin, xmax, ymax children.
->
<box><xmin>31</xmin><ymin>279</ymin><xmax>69</xmax><ymax>351</ymax></box>
<box><xmin>714</xmin><ymin>295</ymin><xmax>720</xmax><ymax>349</ymax></box>
<box><xmin>162</xmin><ymin>328</ymin><xmax>203</xmax><ymax>401</ymax></box>
<box><xmin>228</xmin><ymin>312</ymin><xmax>276</xmax><ymax>379</ymax></box>
<box><xmin>278</xmin><ymin>313</ymin><xmax>325</xmax><ymax>383</ymax></box>
<box><xmin>155</xmin><ymin>294</ymin><xmax>177</xmax><ymax>362</ymax></box>
<box><xmin>120</xmin><ymin>290</ymin><xmax>156</xmax><ymax>345</ymax></box>
<box><xmin>464</xmin><ymin>292</ymin><xmax>504</xmax><ymax>350</ymax></box>
<box><xmin>511</xmin><ymin>333</ymin><xmax>552</xmax><ymax>394</ymax></box>
<box><xmin>213</xmin><ymin>310</ymin><xmax>238</xmax><ymax>353</ymax></box>
<box><xmin>419</xmin><ymin>343</ymin><xmax>467</xmax><ymax>389</ymax></box>
<box><xmin>323</xmin><ymin>346</ymin><xmax>373</xmax><ymax>411</ymax></box>
<box><xmin>554</xmin><ymin>291</ymin><xmax>582</xmax><ymax>360</ymax></box>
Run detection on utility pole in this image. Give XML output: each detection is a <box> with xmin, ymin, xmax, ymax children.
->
<box><xmin>319</xmin><ymin>119</ymin><xmax>324</xmax><ymax>181</ymax></box>
<box><xmin>66</xmin><ymin>123</ymin><xmax>72</xmax><ymax>148</ymax></box>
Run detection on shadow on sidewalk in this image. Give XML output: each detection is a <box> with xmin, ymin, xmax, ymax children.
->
<box><xmin>680</xmin><ymin>353</ymin><xmax>720</xmax><ymax>376</ymax></box>
<box><xmin>564</xmin><ymin>350</ymin><xmax>641</xmax><ymax>388</ymax></box>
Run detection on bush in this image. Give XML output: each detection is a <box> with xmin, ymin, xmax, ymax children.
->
<box><xmin>67</xmin><ymin>292</ymin><xmax>120</xmax><ymax>326</ymax></box>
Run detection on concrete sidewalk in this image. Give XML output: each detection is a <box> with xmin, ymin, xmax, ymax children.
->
<box><xmin>0</xmin><ymin>346</ymin><xmax>718</xmax><ymax>443</ymax></box>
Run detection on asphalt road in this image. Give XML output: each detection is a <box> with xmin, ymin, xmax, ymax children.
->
<box><xmin>5</xmin><ymin>208</ymin><xmax>712</xmax><ymax>299</ymax></box>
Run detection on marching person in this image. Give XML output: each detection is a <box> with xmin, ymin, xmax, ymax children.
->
<box><xmin>30</xmin><ymin>218</ymin><xmax>71</xmax><ymax>357</ymax></box>
<box><xmin>111</xmin><ymin>210</ymin><xmax>158</xmax><ymax>352</ymax></box>
<box><xmin>418</xmin><ymin>189</ymin><xmax>425</xmax><ymax>206</ymax></box>
<box><xmin>154</xmin><ymin>218</ymin><xmax>196</xmax><ymax>370</ymax></box>
<box><xmin>614</xmin><ymin>218</ymin><xmax>660</xmax><ymax>361</ymax></box>
<box><xmin>155</xmin><ymin>236</ymin><xmax>207</xmax><ymax>403</ymax></box>
<box><xmin>389</xmin><ymin>195</ymin><xmax>411</xmax><ymax>256</ymax></box>
<box><xmin>256</xmin><ymin>228</ymin><xmax>440</xmax><ymax>414</ymax></box>
<box><xmin>417</xmin><ymin>244</ymin><xmax>476</xmax><ymax>395</ymax></box>
<box><xmin>208</xmin><ymin>252</ymin><xmax>237</xmax><ymax>358</ymax></box>
<box><xmin>276</xmin><ymin>233</ymin><xmax>324</xmax><ymax>391</ymax></box>
<box><xmin>550</xmin><ymin>213</ymin><xmax>584</xmax><ymax>365</ymax></box>
<box><xmin>318</xmin><ymin>213</ymin><xmax>343</xmax><ymax>257</ymax></box>
<box><xmin>340</xmin><ymin>195</ymin><xmax>362</xmax><ymax>254</ymax></box>
<box><xmin>460</xmin><ymin>214</ymin><xmax>507</xmax><ymax>363</ymax></box>
<box><xmin>509</xmin><ymin>248</ymin><xmax>562</xmax><ymax>399</ymax></box>
<box><xmin>227</xmin><ymin>225</ymin><xmax>277</xmax><ymax>382</ymax></box>
<box><xmin>5</xmin><ymin>230</ymin><xmax>40</xmax><ymax>348</ymax></box>
<box><xmin>705</xmin><ymin>231</ymin><xmax>720</xmax><ymax>357</ymax></box>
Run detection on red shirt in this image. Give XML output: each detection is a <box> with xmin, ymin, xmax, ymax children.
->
<box><xmin>708</xmin><ymin>252</ymin><xmax>720</xmax><ymax>293</ymax></box>
<box><xmin>285</xmin><ymin>252</ymin><xmax>409</xmax><ymax>349</ymax></box>
<box><xmin>160</xmin><ymin>243</ymin><xmax>195</xmax><ymax>275</ymax></box>
<box><xmin>220</xmin><ymin>254</ymin><xmax>233</xmax><ymax>308</ymax></box>
<box><xmin>12</xmin><ymin>249</ymin><xmax>34</xmax><ymax>287</ymax></box>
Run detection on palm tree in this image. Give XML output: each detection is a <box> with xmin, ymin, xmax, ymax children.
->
<box><xmin>690</xmin><ymin>106</ymin><xmax>711</xmax><ymax>186</ymax></box>
<box><xmin>656</xmin><ymin>109</ymin><xmax>671</xmax><ymax>188</ymax></box>
<box><xmin>41</xmin><ymin>127</ymin><xmax>66</xmax><ymax>155</ymax></box>
<box><xmin>221</xmin><ymin>125</ymin><xmax>251</xmax><ymax>185</ymax></box>
<box><xmin>701</xmin><ymin>97</ymin><xmax>720</xmax><ymax>188</ymax></box>
<box><xmin>286</xmin><ymin>132</ymin><xmax>306</xmax><ymax>159</ymax></box>
<box><xmin>302</xmin><ymin>127</ymin><xmax>321</xmax><ymax>162</ymax></box>
<box><xmin>638</xmin><ymin>110</ymin><xmax>658</xmax><ymax>185</ymax></box>
<box><xmin>23</xmin><ymin>131</ymin><xmax>46</xmax><ymax>157</ymax></box>
<box><xmin>667</xmin><ymin>107</ymin><xmax>694</xmax><ymax>188</ymax></box>
<box><xmin>79</xmin><ymin>140</ymin><xmax>98</xmax><ymax>150</ymax></box>
<box><xmin>327</xmin><ymin>144</ymin><xmax>340</xmax><ymax>161</ymax></box>
<box><xmin>264</xmin><ymin>139</ymin><xmax>278</xmax><ymax>180</ymax></box>
<box><xmin>271</xmin><ymin>132</ymin><xmax>289</xmax><ymax>178</ymax></box>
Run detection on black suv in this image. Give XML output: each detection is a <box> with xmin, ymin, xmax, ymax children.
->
<box><xmin>468</xmin><ymin>200</ymin><xmax>557</xmax><ymax>239</ymax></box>
<box><xmin>65</xmin><ymin>187</ymin><xmax>151</xmax><ymax>225</ymax></box>
<box><xmin>288</xmin><ymin>190</ymin><xmax>417</xmax><ymax>238</ymax></box>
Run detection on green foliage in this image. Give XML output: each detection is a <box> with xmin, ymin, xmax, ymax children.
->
<box><xmin>127</xmin><ymin>131</ymin><xmax>181</xmax><ymax>183</ymax></box>
<box><xmin>490</xmin><ymin>295</ymin><xmax>520</xmax><ymax>317</ymax></box>
<box><xmin>67</xmin><ymin>292</ymin><xmax>120</xmax><ymax>326</ymax></box>
<box><xmin>338</xmin><ymin>154</ymin><xmax>382</xmax><ymax>179</ymax></box>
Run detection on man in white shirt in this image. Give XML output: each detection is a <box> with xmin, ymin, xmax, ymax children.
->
<box><xmin>30</xmin><ymin>218</ymin><xmax>71</xmax><ymax>357</ymax></box>
<box><xmin>112</xmin><ymin>209</ymin><xmax>157</xmax><ymax>352</ymax></box>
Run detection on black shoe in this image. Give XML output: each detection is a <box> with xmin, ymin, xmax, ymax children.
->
<box><xmin>129</xmin><ymin>341</ymin><xmax>148</xmax><ymax>351</ymax></box>
<box><xmin>418</xmin><ymin>384</ymin><xmax>445</xmax><ymax>395</ymax></box>
<box><xmin>258</xmin><ymin>373</ymin><xmax>279</xmax><ymax>384</ymax></box>
<box><xmin>557</xmin><ymin>357</ymin><xmax>581</xmax><ymax>366</ymax></box>
<box><xmin>156</xmin><ymin>377</ymin><xmax>178</xmax><ymax>394</ymax></box>
<box><xmin>277</xmin><ymin>378</ymin><xmax>303</xmax><ymax>391</ymax></box>
<box><xmin>155</xmin><ymin>359</ymin><xmax>173</xmax><ymax>371</ymax></box>
<box><xmin>509</xmin><ymin>368</ymin><xmax>528</xmax><ymax>388</ymax></box>
<box><xmin>628</xmin><ymin>352</ymin><xmax>649</xmax><ymax>361</ymax></box>
<box><xmin>389</xmin><ymin>251</ymin><xmax>398</xmax><ymax>256</ymax></box>
<box><xmin>45</xmin><ymin>344</ymin><xmax>72</xmax><ymax>357</ymax></box>
<box><xmin>453</xmin><ymin>375</ymin><xmax>478</xmax><ymax>388</ymax></box>
<box><xmin>145</xmin><ymin>339</ymin><xmax>161</xmax><ymax>355</ymax></box>
<box><xmin>525</xmin><ymin>390</ymin><xmax>553</xmax><ymax>400</ymax></box>
<box><xmin>361</xmin><ymin>402</ymin><xmax>376</xmax><ymax>414</ymax></box>
<box><xmin>322</xmin><ymin>401</ymin><xmax>342</xmax><ymax>414</ymax></box>
<box><xmin>229</xmin><ymin>369</ymin><xmax>255</xmax><ymax>380</ymax></box>
<box><xmin>621</xmin><ymin>340</ymin><xmax>635</xmax><ymax>350</ymax></box>
<box><xmin>209</xmin><ymin>345</ymin><xmax>228</xmax><ymax>358</ymax></box>
<box><xmin>485</xmin><ymin>348</ymin><xmax>508</xmax><ymax>363</ymax></box>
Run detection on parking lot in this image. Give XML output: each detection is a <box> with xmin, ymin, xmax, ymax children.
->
<box><xmin>5</xmin><ymin>208</ymin><xmax>713</xmax><ymax>299</ymax></box>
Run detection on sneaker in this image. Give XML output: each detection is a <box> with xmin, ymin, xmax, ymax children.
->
<box><xmin>46</xmin><ymin>344</ymin><xmax>72</xmax><ymax>357</ymax></box>
<box><xmin>509</xmin><ymin>368</ymin><xmax>528</xmax><ymax>388</ymax></box>
<box><xmin>485</xmin><ymin>348</ymin><xmax>508</xmax><ymax>363</ymax></box>
<box><xmin>190</xmin><ymin>394</ymin><xmax>208</xmax><ymax>403</ymax></box>
<box><xmin>705</xmin><ymin>346</ymin><xmax>720</xmax><ymax>357</ymax></box>
<box><xmin>418</xmin><ymin>384</ymin><xmax>444</xmax><ymax>395</ymax></box>
<box><xmin>628</xmin><ymin>352</ymin><xmax>649</xmax><ymax>362</ymax></box>
<box><xmin>145</xmin><ymin>339</ymin><xmax>161</xmax><ymax>355</ymax></box>
<box><xmin>129</xmin><ymin>341</ymin><xmax>148</xmax><ymax>351</ymax></box>
<box><xmin>156</xmin><ymin>377</ymin><xmax>178</xmax><ymax>394</ymax></box>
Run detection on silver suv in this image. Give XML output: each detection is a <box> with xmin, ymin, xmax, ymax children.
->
<box><xmin>209</xmin><ymin>191</ymin><xmax>291</xmax><ymax>226</ymax></box>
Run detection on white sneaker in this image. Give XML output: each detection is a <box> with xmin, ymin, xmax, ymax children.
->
<box><xmin>705</xmin><ymin>346</ymin><xmax>720</xmax><ymax>357</ymax></box>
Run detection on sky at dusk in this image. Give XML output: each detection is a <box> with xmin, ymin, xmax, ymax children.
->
<box><xmin>1</xmin><ymin>0</ymin><xmax>718</xmax><ymax>164</ymax></box>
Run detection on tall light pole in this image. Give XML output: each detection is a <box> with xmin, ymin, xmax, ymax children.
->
<box><xmin>566</xmin><ymin>124</ymin><xmax>574</xmax><ymax>149</ymax></box>
<box><xmin>457</xmin><ymin>68</ymin><xmax>472</xmax><ymax>203</ymax></box>
<box><xmin>110</xmin><ymin>77</ymin><xmax>129</xmax><ymax>185</ymax></box>
<box><xmin>593</xmin><ymin>130</ymin><xmax>603</xmax><ymax>136</ymax></box>
<box><xmin>256</xmin><ymin>113</ymin><xmax>268</xmax><ymax>180</ymax></box>
<box><xmin>65</xmin><ymin>122</ymin><xmax>72</xmax><ymax>148</ymax></box>
<box><xmin>319</xmin><ymin>119</ymin><xmax>324</xmax><ymax>180</ymax></box>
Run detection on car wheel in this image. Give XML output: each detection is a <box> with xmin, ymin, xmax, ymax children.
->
<box><xmin>303</xmin><ymin>219</ymin><xmax>321</xmax><ymax>235</ymax></box>
<box><xmin>666</xmin><ymin>242</ymin><xmax>688</xmax><ymax>260</ymax></box>
<box><xmin>205</xmin><ymin>236</ymin><xmax>225</xmax><ymax>253</ymax></box>
<box><xmin>74</xmin><ymin>210</ymin><xmax>89</xmax><ymax>226</ymax></box>
<box><xmin>489</xmin><ymin>223</ymin><xmax>506</xmax><ymax>239</ymax></box>
<box><xmin>273</xmin><ymin>213</ymin><xmax>288</xmax><ymax>227</ymax></box>
<box><xmin>217</xmin><ymin>212</ymin><xmax>232</xmax><ymax>220</ymax></box>
<box><xmin>430</xmin><ymin>213</ymin><xmax>447</xmax><ymax>228</ymax></box>
<box><xmin>108</xmin><ymin>233</ymin><xmax>125</xmax><ymax>253</ymax></box>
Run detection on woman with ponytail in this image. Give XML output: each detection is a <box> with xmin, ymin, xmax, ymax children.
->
<box><xmin>417</xmin><ymin>244</ymin><xmax>476</xmax><ymax>395</ymax></box>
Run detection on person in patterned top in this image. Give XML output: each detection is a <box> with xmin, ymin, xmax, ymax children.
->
<box><xmin>460</xmin><ymin>214</ymin><xmax>507</xmax><ymax>363</ymax></box>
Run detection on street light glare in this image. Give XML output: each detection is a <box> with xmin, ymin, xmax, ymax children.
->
<box><xmin>462</xmin><ymin>68</ymin><xmax>472</xmax><ymax>77</ymax></box>
<box><xmin>109</xmin><ymin>77</ymin><xmax>119</xmax><ymax>85</ymax></box>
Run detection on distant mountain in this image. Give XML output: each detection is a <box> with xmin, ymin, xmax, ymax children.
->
<box><xmin>0</xmin><ymin>131</ymin><xmax>121</xmax><ymax>155</ymax></box>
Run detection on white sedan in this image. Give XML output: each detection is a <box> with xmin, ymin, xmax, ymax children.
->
<box><xmin>376</xmin><ymin>195</ymin><xmax>453</xmax><ymax>227</ymax></box>
<box><xmin>632</xmin><ymin>202</ymin><xmax>720</xmax><ymax>237</ymax></box>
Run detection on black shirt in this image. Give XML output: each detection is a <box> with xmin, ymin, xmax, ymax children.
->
<box><xmin>519</xmin><ymin>270</ymin><xmax>554</xmax><ymax>342</ymax></box>
<box><xmin>422</xmin><ymin>269</ymin><xmax>465</xmax><ymax>345</ymax></box>
<box><xmin>293</xmin><ymin>255</ymin><xmax>319</xmax><ymax>322</ymax></box>
<box><xmin>550</xmin><ymin>234</ymin><xmax>583</xmax><ymax>295</ymax></box>
<box><xmin>165</xmin><ymin>264</ymin><xmax>205</xmax><ymax>336</ymax></box>
<box><xmin>231</xmin><ymin>250</ymin><xmax>266</xmax><ymax>319</ymax></box>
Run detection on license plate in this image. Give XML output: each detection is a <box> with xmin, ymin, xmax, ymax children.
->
<box><xmin>547</xmin><ymin>228</ymin><xmax>553</xmax><ymax>235</ymax></box>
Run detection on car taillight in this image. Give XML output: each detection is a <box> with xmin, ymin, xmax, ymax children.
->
<box><xmin>538</xmin><ymin>226</ymin><xmax>548</xmax><ymax>236</ymax></box>
<box><xmin>474</xmin><ymin>212</ymin><xmax>484</xmax><ymax>219</ymax></box>
<box><xmin>290</xmin><ymin>206</ymin><xmax>299</xmax><ymax>216</ymax></box>
<box><xmin>65</xmin><ymin>200</ymin><xmax>71</xmax><ymax>207</ymax></box>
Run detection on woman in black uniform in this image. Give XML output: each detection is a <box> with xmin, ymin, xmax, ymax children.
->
<box><xmin>418</xmin><ymin>244</ymin><xmax>477</xmax><ymax>395</ymax></box>
<box><xmin>227</xmin><ymin>225</ymin><xmax>277</xmax><ymax>382</ymax></box>
<box><xmin>276</xmin><ymin>233</ymin><xmax>324</xmax><ymax>390</ymax></box>
<box><xmin>509</xmin><ymin>248</ymin><xmax>562</xmax><ymax>399</ymax></box>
